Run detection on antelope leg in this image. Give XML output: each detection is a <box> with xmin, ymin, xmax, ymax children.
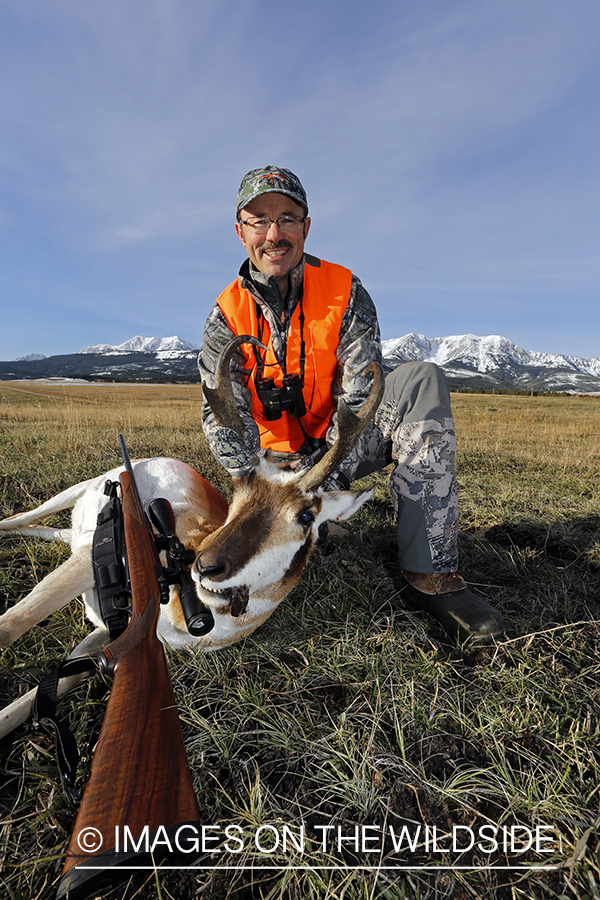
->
<box><xmin>0</xmin><ymin>548</ymin><xmax>94</xmax><ymax>648</ymax></box>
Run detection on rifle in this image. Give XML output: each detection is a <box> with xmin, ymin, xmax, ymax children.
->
<box><xmin>56</xmin><ymin>436</ymin><xmax>209</xmax><ymax>899</ymax></box>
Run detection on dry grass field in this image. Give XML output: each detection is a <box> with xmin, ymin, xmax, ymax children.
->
<box><xmin>0</xmin><ymin>381</ymin><xmax>599</xmax><ymax>900</ymax></box>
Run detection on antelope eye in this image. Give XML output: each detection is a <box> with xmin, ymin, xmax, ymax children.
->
<box><xmin>298</xmin><ymin>509</ymin><xmax>315</xmax><ymax>526</ymax></box>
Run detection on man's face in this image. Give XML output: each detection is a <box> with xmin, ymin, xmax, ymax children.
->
<box><xmin>235</xmin><ymin>193</ymin><xmax>311</xmax><ymax>293</ymax></box>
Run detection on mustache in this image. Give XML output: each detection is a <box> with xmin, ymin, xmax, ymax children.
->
<box><xmin>261</xmin><ymin>240</ymin><xmax>292</xmax><ymax>250</ymax></box>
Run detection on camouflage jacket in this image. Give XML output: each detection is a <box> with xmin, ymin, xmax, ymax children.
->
<box><xmin>198</xmin><ymin>254</ymin><xmax>382</xmax><ymax>482</ymax></box>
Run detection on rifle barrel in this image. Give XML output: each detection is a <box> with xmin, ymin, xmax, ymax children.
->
<box><xmin>118</xmin><ymin>433</ymin><xmax>133</xmax><ymax>474</ymax></box>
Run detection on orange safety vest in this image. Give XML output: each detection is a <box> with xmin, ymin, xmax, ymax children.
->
<box><xmin>216</xmin><ymin>256</ymin><xmax>352</xmax><ymax>453</ymax></box>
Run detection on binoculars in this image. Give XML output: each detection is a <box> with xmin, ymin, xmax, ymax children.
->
<box><xmin>255</xmin><ymin>373</ymin><xmax>307</xmax><ymax>421</ymax></box>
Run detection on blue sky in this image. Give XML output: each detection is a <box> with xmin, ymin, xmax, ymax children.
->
<box><xmin>1</xmin><ymin>0</ymin><xmax>599</xmax><ymax>361</ymax></box>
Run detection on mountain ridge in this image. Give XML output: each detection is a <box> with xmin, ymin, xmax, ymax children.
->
<box><xmin>77</xmin><ymin>335</ymin><xmax>200</xmax><ymax>355</ymax></box>
<box><xmin>381</xmin><ymin>333</ymin><xmax>600</xmax><ymax>383</ymax></box>
<box><xmin>2</xmin><ymin>333</ymin><xmax>599</xmax><ymax>392</ymax></box>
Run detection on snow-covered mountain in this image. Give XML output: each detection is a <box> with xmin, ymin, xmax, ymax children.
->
<box><xmin>2</xmin><ymin>333</ymin><xmax>599</xmax><ymax>392</ymax></box>
<box><xmin>1</xmin><ymin>336</ymin><xmax>201</xmax><ymax>383</ymax></box>
<box><xmin>78</xmin><ymin>335</ymin><xmax>199</xmax><ymax>356</ymax></box>
<box><xmin>381</xmin><ymin>334</ymin><xmax>600</xmax><ymax>392</ymax></box>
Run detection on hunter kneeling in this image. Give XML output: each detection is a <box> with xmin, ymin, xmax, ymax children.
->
<box><xmin>199</xmin><ymin>165</ymin><xmax>505</xmax><ymax>642</ymax></box>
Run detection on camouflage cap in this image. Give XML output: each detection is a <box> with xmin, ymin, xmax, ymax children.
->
<box><xmin>236</xmin><ymin>166</ymin><xmax>308</xmax><ymax>215</ymax></box>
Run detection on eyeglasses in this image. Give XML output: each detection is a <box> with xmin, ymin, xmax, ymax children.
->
<box><xmin>238</xmin><ymin>215</ymin><xmax>306</xmax><ymax>235</ymax></box>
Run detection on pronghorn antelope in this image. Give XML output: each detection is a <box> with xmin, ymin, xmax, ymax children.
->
<box><xmin>0</xmin><ymin>337</ymin><xmax>383</xmax><ymax>733</ymax></box>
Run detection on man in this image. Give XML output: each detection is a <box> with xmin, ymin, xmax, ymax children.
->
<box><xmin>199</xmin><ymin>166</ymin><xmax>505</xmax><ymax>641</ymax></box>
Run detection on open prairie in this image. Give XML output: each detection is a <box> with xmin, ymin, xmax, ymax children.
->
<box><xmin>0</xmin><ymin>381</ymin><xmax>599</xmax><ymax>900</ymax></box>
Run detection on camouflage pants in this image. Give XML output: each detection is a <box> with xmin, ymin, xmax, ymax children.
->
<box><xmin>351</xmin><ymin>362</ymin><xmax>459</xmax><ymax>574</ymax></box>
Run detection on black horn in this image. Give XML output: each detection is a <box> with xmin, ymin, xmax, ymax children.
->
<box><xmin>298</xmin><ymin>361</ymin><xmax>384</xmax><ymax>493</ymax></box>
<box><xmin>201</xmin><ymin>334</ymin><xmax>268</xmax><ymax>440</ymax></box>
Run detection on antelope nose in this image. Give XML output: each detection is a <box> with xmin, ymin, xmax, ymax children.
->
<box><xmin>197</xmin><ymin>560</ymin><xmax>225</xmax><ymax>580</ymax></box>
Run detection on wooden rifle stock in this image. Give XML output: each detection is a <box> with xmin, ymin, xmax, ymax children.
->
<box><xmin>56</xmin><ymin>468</ymin><xmax>199</xmax><ymax>899</ymax></box>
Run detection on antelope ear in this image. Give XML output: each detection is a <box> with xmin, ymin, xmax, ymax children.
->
<box><xmin>317</xmin><ymin>487</ymin><xmax>374</xmax><ymax>524</ymax></box>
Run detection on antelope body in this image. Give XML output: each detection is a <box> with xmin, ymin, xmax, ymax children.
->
<box><xmin>0</xmin><ymin>454</ymin><xmax>372</xmax><ymax>652</ymax></box>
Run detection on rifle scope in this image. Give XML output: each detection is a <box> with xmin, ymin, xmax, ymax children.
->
<box><xmin>148</xmin><ymin>498</ymin><xmax>215</xmax><ymax>637</ymax></box>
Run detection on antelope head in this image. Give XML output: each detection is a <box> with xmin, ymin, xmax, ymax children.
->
<box><xmin>193</xmin><ymin>336</ymin><xmax>384</xmax><ymax>642</ymax></box>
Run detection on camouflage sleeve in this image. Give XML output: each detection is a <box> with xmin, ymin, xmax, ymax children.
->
<box><xmin>198</xmin><ymin>304</ymin><xmax>262</xmax><ymax>476</ymax></box>
<box><xmin>324</xmin><ymin>275</ymin><xmax>383</xmax><ymax>485</ymax></box>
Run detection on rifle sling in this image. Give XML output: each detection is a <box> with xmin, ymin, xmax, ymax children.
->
<box><xmin>31</xmin><ymin>481</ymin><xmax>129</xmax><ymax>801</ymax></box>
<box><xmin>32</xmin><ymin>657</ymin><xmax>97</xmax><ymax>803</ymax></box>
